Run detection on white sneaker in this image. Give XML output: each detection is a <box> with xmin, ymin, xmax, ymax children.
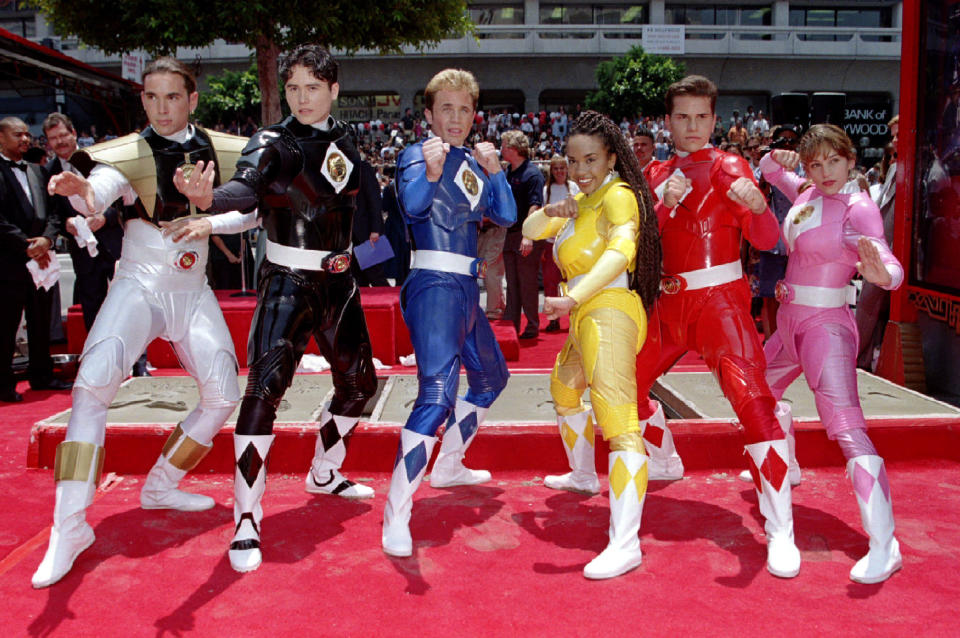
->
<box><xmin>305</xmin><ymin>469</ymin><xmax>374</xmax><ymax>499</ymax></box>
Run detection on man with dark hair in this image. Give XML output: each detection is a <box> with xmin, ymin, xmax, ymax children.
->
<box><xmin>0</xmin><ymin>116</ymin><xmax>68</xmax><ymax>403</ymax></box>
<box><xmin>636</xmin><ymin>74</ymin><xmax>801</xmax><ymax>578</ymax></box>
<box><xmin>172</xmin><ymin>44</ymin><xmax>378</xmax><ymax>572</ymax></box>
<box><xmin>632</xmin><ymin>127</ymin><xmax>656</xmax><ymax>173</ymax></box>
<box><xmin>43</xmin><ymin>113</ymin><xmax>123</xmax><ymax>333</ymax></box>
<box><xmin>35</xmin><ymin>57</ymin><xmax>248</xmax><ymax>588</ymax></box>
<box><xmin>501</xmin><ymin>128</ymin><xmax>545</xmax><ymax>339</ymax></box>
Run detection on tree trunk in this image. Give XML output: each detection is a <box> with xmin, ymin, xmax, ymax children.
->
<box><xmin>256</xmin><ymin>36</ymin><xmax>282</xmax><ymax>126</ymax></box>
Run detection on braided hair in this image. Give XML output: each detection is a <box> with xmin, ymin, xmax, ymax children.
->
<box><xmin>569</xmin><ymin>110</ymin><xmax>661</xmax><ymax>311</ymax></box>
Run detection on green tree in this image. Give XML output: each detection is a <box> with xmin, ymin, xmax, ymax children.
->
<box><xmin>194</xmin><ymin>64</ymin><xmax>262</xmax><ymax>129</ymax></box>
<box><xmin>585</xmin><ymin>46</ymin><xmax>685</xmax><ymax>121</ymax></box>
<box><xmin>28</xmin><ymin>0</ymin><xmax>472</xmax><ymax>124</ymax></box>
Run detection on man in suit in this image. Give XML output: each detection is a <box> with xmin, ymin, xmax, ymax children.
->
<box><xmin>351</xmin><ymin>159</ymin><xmax>389</xmax><ymax>286</ymax></box>
<box><xmin>0</xmin><ymin>116</ymin><xmax>72</xmax><ymax>402</ymax></box>
<box><xmin>44</xmin><ymin>113</ymin><xmax>123</xmax><ymax>330</ymax></box>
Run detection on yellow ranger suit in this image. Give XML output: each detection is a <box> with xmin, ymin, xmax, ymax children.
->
<box><xmin>523</xmin><ymin>176</ymin><xmax>647</xmax><ymax>441</ymax></box>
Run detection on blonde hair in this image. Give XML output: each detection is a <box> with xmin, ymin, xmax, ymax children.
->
<box><xmin>500</xmin><ymin>129</ymin><xmax>530</xmax><ymax>158</ymax></box>
<box><xmin>798</xmin><ymin>123</ymin><xmax>856</xmax><ymax>165</ymax></box>
<box><xmin>424</xmin><ymin>69</ymin><xmax>479</xmax><ymax>110</ymax></box>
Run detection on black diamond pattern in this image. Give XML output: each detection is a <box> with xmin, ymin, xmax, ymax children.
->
<box><xmin>237</xmin><ymin>443</ymin><xmax>264</xmax><ymax>488</ymax></box>
<box><xmin>319</xmin><ymin>418</ymin><xmax>342</xmax><ymax>453</ymax></box>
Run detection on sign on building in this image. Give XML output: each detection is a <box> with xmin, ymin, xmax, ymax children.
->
<box><xmin>642</xmin><ymin>25</ymin><xmax>685</xmax><ymax>56</ymax></box>
<box><xmin>121</xmin><ymin>54</ymin><xmax>144</xmax><ymax>83</ymax></box>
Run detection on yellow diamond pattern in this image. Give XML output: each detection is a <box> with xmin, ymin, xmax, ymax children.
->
<box><xmin>583</xmin><ymin>415</ymin><xmax>595</xmax><ymax>448</ymax></box>
<box><xmin>633</xmin><ymin>461</ymin><xmax>648</xmax><ymax>504</ymax></box>
<box><xmin>609</xmin><ymin>456</ymin><xmax>632</xmax><ymax>499</ymax></box>
<box><xmin>561</xmin><ymin>423</ymin><xmax>579</xmax><ymax>451</ymax></box>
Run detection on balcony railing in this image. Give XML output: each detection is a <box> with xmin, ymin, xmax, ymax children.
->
<box><xmin>58</xmin><ymin>23</ymin><xmax>902</xmax><ymax>66</ymax></box>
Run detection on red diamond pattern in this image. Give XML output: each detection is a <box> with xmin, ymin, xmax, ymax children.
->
<box><xmin>760</xmin><ymin>446</ymin><xmax>788</xmax><ymax>492</ymax></box>
<box><xmin>644</xmin><ymin>424</ymin><xmax>665</xmax><ymax>449</ymax></box>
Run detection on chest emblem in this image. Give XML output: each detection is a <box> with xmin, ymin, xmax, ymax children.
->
<box><xmin>179</xmin><ymin>162</ymin><xmax>196</xmax><ymax>181</ymax></box>
<box><xmin>455</xmin><ymin>160</ymin><xmax>484</xmax><ymax>209</ymax></box>
<box><xmin>321</xmin><ymin>142</ymin><xmax>354</xmax><ymax>193</ymax></box>
<box><xmin>784</xmin><ymin>197</ymin><xmax>823</xmax><ymax>252</ymax></box>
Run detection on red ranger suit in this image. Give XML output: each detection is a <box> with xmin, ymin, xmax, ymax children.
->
<box><xmin>637</xmin><ymin>146</ymin><xmax>800</xmax><ymax>578</ymax></box>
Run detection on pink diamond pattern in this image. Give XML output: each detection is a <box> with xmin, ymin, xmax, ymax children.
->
<box><xmin>852</xmin><ymin>462</ymin><xmax>876</xmax><ymax>503</ymax></box>
<box><xmin>877</xmin><ymin>462</ymin><xmax>891</xmax><ymax>502</ymax></box>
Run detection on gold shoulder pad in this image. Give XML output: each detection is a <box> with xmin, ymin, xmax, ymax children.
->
<box><xmin>204</xmin><ymin>128</ymin><xmax>250</xmax><ymax>184</ymax></box>
<box><xmin>84</xmin><ymin>133</ymin><xmax>157</xmax><ymax>216</ymax></box>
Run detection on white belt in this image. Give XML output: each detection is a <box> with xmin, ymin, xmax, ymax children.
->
<box><xmin>567</xmin><ymin>270</ymin><xmax>628</xmax><ymax>292</ymax></box>
<box><xmin>121</xmin><ymin>237</ymin><xmax>207</xmax><ymax>273</ymax></box>
<box><xmin>410</xmin><ymin>250</ymin><xmax>484</xmax><ymax>277</ymax></box>
<box><xmin>265</xmin><ymin>239</ymin><xmax>343</xmax><ymax>272</ymax></box>
<box><xmin>776</xmin><ymin>281</ymin><xmax>855</xmax><ymax>308</ymax></box>
<box><xmin>661</xmin><ymin>260</ymin><xmax>742</xmax><ymax>294</ymax></box>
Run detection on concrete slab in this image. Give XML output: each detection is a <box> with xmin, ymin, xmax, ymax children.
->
<box><xmin>375</xmin><ymin>373</ymin><xmax>559</xmax><ymax>424</ymax></box>
<box><xmin>654</xmin><ymin>369</ymin><xmax>960</xmax><ymax>421</ymax></box>
<box><xmin>47</xmin><ymin>375</ymin><xmax>336</xmax><ymax>425</ymax></box>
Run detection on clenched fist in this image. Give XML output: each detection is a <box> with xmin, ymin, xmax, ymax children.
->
<box><xmin>544</xmin><ymin>197</ymin><xmax>578</xmax><ymax>219</ymax></box>
<box><xmin>472</xmin><ymin>142</ymin><xmax>501</xmax><ymax>175</ymax></box>
<box><xmin>662</xmin><ymin>174</ymin><xmax>691</xmax><ymax>209</ymax></box>
<box><xmin>727</xmin><ymin>177</ymin><xmax>766</xmax><ymax>215</ymax></box>
<box><xmin>422</xmin><ymin>136</ymin><xmax>450</xmax><ymax>182</ymax></box>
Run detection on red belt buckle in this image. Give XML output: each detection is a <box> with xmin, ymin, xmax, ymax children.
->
<box><xmin>176</xmin><ymin>251</ymin><xmax>199</xmax><ymax>271</ymax></box>
<box><xmin>660</xmin><ymin>274</ymin><xmax>686</xmax><ymax>295</ymax></box>
<box><xmin>323</xmin><ymin>253</ymin><xmax>351</xmax><ymax>273</ymax></box>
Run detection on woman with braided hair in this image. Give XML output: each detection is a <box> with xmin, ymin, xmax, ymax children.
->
<box><xmin>522</xmin><ymin>110</ymin><xmax>661</xmax><ymax>579</ymax></box>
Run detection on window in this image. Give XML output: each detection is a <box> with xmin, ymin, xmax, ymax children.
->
<box><xmin>539</xmin><ymin>4</ymin><xmax>648</xmax><ymax>38</ymax></box>
<box><xmin>469</xmin><ymin>4</ymin><xmax>525</xmax><ymax>38</ymax></box>
<box><xmin>0</xmin><ymin>17</ymin><xmax>35</xmax><ymax>38</ymax></box>
<box><xmin>665</xmin><ymin>4</ymin><xmax>771</xmax><ymax>39</ymax></box>
<box><xmin>790</xmin><ymin>6</ymin><xmax>894</xmax><ymax>42</ymax></box>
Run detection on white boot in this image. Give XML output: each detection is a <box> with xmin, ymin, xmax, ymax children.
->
<box><xmin>745</xmin><ymin>439</ymin><xmax>801</xmax><ymax>578</ymax></box>
<box><xmin>740</xmin><ymin>402</ymin><xmax>801</xmax><ymax>486</ymax></box>
<box><xmin>383</xmin><ymin>429</ymin><xmax>437</xmax><ymax>557</ymax></box>
<box><xmin>32</xmin><ymin>441</ymin><xmax>102</xmax><ymax>588</ymax></box>
<box><xmin>141</xmin><ymin>424</ymin><xmax>215</xmax><ymax>511</ymax></box>
<box><xmin>583</xmin><ymin>451</ymin><xmax>647</xmax><ymax>579</ymax></box>
<box><xmin>544</xmin><ymin>409</ymin><xmax>601</xmax><ymax>495</ymax></box>
<box><xmin>848</xmin><ymin>455</ymin><xmax>902</xmax><ymax>584</ymax></box>
<box><xmin>640</xmin><ymin>402</ymin><xmax>683</xmax><ymax>480</ymax></box>
<box><xmin>230</xmin><ymin>434</ymin><xmax>275</xmax><ymax>573</ymax></box>
<box><xmin>430</xmin><ymin>398</ymin><xmax>491</xmax><ymax>488</ymax></box>
<box><xmin>305</xmin><ymin>410</ymin><xmax>373</xmax><ymax>499</ymax></box>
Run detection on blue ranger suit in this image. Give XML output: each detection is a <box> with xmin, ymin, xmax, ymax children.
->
<box><xmin>382</xmin><ymin>140</ymin><xmax>516</xmax><ymax>557</ymax></box>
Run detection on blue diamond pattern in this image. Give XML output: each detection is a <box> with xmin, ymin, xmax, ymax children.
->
<box><xmin>457</xmin><ymin>412</ymin><xmax>479</xmax><ymax>442</ymax></box>
<box><xmin>403</xmin><ymin>442</ymin><xmax>428</xmax><ymax>482</ymax></box>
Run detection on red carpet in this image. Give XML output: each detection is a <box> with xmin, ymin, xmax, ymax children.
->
<box><xmin>1</xmin><ymin>461</ymin><xmax>958</xmax><ymax>636</ymax></box>
<box><xmin>3</xmin><ymin>312</ymin><xmax>959</xmax><ymax>636</ymax></box>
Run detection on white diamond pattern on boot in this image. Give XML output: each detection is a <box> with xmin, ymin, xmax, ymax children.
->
<box><xmin>383</xmin><ymin>430</ymin><xmax>437</xmax><ymax>557</ymax></box>
<box><xmin>583</xmin><ymin>451</ymin><xmax>647</xmax><ymax>580</ymax></box>
<box><xmin>544</xmin><ymin>409</ymin><xmax>600</xmax><ymax>495</ymax></box>
<box><xmin>230</xmin><ymin>434</ymin><xmax>274</xmax><ymax>573</ymax></box>
<box><xmin>641</xmin><ymin>402</ymin><xmax>684</xmax><ymax>480</ymax></box>
<box><xmin>848</xmin><ymin>455</ymin><xmax>902</xmax><ymax>584</ymax></box>
<box><xmin>306</xmin><ymin>412</ymin><xmax>372</xmax><ymax>498</ymax></box>
<box><xmin>430</xmin><ymin>399</ymin><xmax>491</xmax><ymax>488</ymax></box>
<box><xmin>745</xmin><ymin>439</ymin><xmax>801</xmax><ymax>578</ymax></box>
